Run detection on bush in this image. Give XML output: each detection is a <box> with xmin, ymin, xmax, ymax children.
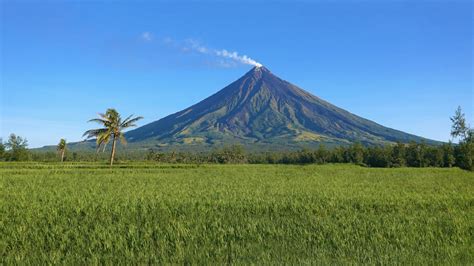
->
<box><xmin>455</xmin><ymin>139</ymin><xmax>473</xmax><ymax>171</ymax></box>
<box><xmin>4</xmin><ymin>134</ymin><xmax>30</xmax><ymax>161</ymax></box>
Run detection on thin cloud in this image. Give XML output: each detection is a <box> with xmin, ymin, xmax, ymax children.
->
<box><xmin>163</xmin><ymin>36</ymin><xmax>173</xmax><ymax>44</ymax></box>
<box><xmin>185</xmin><ymin>39</ymin><xmax>209</xmax><ymax>54</ymax></box>
<box><xmin>141</xmin><ymin>32</ymin><xmax>153</xmax><ymax>41</ymax></box>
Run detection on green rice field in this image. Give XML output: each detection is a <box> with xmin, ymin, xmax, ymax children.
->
<box><xmin>1</xmin><ymin>162</ymin><xmax>473</xmax><ymax>264</ymax></box>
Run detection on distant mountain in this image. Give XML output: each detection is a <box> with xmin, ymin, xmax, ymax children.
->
<box><xmin>124</xmin><ymin>66</ymin><xmax>436</xmax><ymax>150</ymax></box>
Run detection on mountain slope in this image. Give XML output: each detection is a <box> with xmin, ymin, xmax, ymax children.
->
<box><xmin>126</xmin><ymin>66</ymin><xmax>435</xmax><ymax>149</ymax></box>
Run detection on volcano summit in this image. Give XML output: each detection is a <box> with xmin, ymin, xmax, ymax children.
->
<box><xmin>124</xmin><ymin>66</ymin><xmax>434</xmax><ymax>150</ymax></box>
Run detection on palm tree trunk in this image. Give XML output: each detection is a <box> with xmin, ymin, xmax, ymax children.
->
<box><xmin>61</xmin><ymin>149</ymin><xmax>65</xmax><ymax>162</ymax></box>
<box><xmin>110</xmin><ymin>137</ymin><xmax>117</xmax><ymax>166</ymax></box>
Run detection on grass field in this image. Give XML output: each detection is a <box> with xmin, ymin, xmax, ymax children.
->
<box><xmin>1</xmin><ymin>162</ymin><xmax>473</xmax><ymax>264</ymax></box>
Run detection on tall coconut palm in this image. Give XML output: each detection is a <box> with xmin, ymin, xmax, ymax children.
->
<box><xmin>83</xmin><ymin>108</ymin><xmax>143</xmax><ymax>166</ymax></box>
<box><xmin>57</xmin><ymin>138</ymin><xmax>67</xmax><ymax>162</ymax></box>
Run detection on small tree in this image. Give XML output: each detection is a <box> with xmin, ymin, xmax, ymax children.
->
<box><xmin>5</xmin><ymin>134</ymin><xmax>29</xmax><ymax>161</ymax></box>
<box><xmin>57</xmin><ymin>139</ymin><xmax>67</xmax><ymax>162</ymax></box>
<box><xmin>366</xmin><ymin>146</ymin><xmax>391</xmax><ymax>168</ymax></box>
<box><xmin>406</xmin><ymin>142</ymin><xmax>423</xmax><ymax>167</ymax></box>
<box><xmin>348</xmin><ymin>142</ymin><xmax>364</xmax><ymax>165</ymax></box>
<box><xmin>213</xmin><ymin>145</ymin><xmax>247</xmax><ymax>164</ymax></box>
<box><xmin>424</xmin><ymin>146</ymin><xmax>443</xmax><ymax>167</ymax></box>
<box><xmin>454</xmin><ymin>139</ymin><xmax>473</xmax><ymax>171</ymax></box>
<box><xmin>450</xmin><ymin>106</ymin><xmax>469</xmax><ymax>141</ymax></box>
<box><xmin>391</xmin><ymin>142</ymin><xmax>406</xmax><ymax>167</ymax></box>
<box><xmin>314</xmin><ymin>144</ymin><xmax>330</xmax><ymax>164</ymax></box>
<box><xmin>442</xmin><ymin>142</ymin><xmax>455</xmax><ymax>167</ymax></box>
<box><xmin>331</xmin><ymin>146</ymin><xmax>345</xmax><ymax>163</ymax></box>
<box><xmin>450</xmin><ymin>106</ymin><xmax>473</xmax><ymax>171</ymax></box>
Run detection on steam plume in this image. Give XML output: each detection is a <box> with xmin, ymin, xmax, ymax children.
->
<box><xmin>215</xmin><ymin>49</ymin><xmax>262</xmax><ymax>67</ymax></box>
<box><xmin>185</xmin><ymin>39</ymin><xmax>262</xmax><ymax>67</ymax></box>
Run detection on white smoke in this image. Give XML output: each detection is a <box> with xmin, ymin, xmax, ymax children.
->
<box><xmin>215</xmin><ymin>49</ymin><xmax>262</xmax><ymax>67</ymax></box>
<box><xmin>184</xmin><ymin>39</ymin><xmax>262</xmax><ymax>67</ymax></box>
<box><xmin>187</xmin><ymin>39</ymin><xmax>209</xmax><ymax>54</ymax></box>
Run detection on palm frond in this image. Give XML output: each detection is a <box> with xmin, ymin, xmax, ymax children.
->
<box><xmin>121</xmin><ymin>116</ymin><xmax>144</xmax><ymax>128</ymax></box>
<box><xmin>95</xmin><ymin>130</ymin><xmax>111</xmax><ymax>146</ymax></box>
<box><xmin>82</xmin><ymin>128</ymin><xmax>108</xmax><ymax>138</ymax></box>
<box><xmin>95</xmin><ymin>141</ymin><xmax>108</xmax><ymax>153</ymax></box>
<box><xmin>96</xmin><ymin>143</ymin><xmax>103</xmax><ymax>153</ymax></box>
<box><xmin>95</xmin><ymin>136</ymin><xmax>110</xmax><ymax>153</ymax></box>
<box><xmin>122</xmin><ymin>114</ymin><xmax>134</xmax><ymax>124</ymax></box>
<box><xmin>96</xmin><ymin>135</ymin><xmax>110</xmax><ymax>146</ymax></box>
<box><xmin>88</xmin><ymin>118</ymin><xmax>109</xmax><ymax>125</ymax></box>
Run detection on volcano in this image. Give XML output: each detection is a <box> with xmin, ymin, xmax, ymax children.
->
<box><xmin>126</xmin><ymin>66</ymin><xmax>435</xmax><ymax>150</ymax></box>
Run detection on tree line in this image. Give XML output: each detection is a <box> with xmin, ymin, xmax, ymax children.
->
<box><xmin>1</xmin><ymin>107</ymin><xmax>472</xmax><ymax>171</ymax></box>
<box><xmin>15</xmin><ymin>140</ymin><xmax>471</xmax><ymax>171</ymax></box>
<box><xmin>144</xmin><ymin>139</ymin><xmax>471</xmax><ymax>170</ymax></box>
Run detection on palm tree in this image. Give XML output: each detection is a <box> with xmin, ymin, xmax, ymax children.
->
<box><xmin>57</xmin><ymin>139</ymin><xmax>67</xmax><ymax>162</ymax></box>
<box><xmin>83</xmin><ymin>108</ymin><xmax>143</xmax><ymax>166</ymax></box>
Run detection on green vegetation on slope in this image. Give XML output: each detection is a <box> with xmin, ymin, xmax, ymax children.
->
<box><xmin>1</xmin><ymin>163</ymin><xmax>473</xmax><ymax>264</ymax></box>
<box><xmin>124</xmin><ymin>66</ymin><xmax>437</xmax><ymax>148</ymax></box>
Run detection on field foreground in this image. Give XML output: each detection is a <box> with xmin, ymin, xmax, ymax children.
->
<box><xmin>1</xmin><ymin>163</ymin><xmax>473</xmax><ymax>264</ymax></box>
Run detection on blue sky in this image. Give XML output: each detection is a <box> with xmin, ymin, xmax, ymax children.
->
<box><xmin>1</xmin><ymin>1</ymin><xmax>472</xmax><ymax>148</ymax></box>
